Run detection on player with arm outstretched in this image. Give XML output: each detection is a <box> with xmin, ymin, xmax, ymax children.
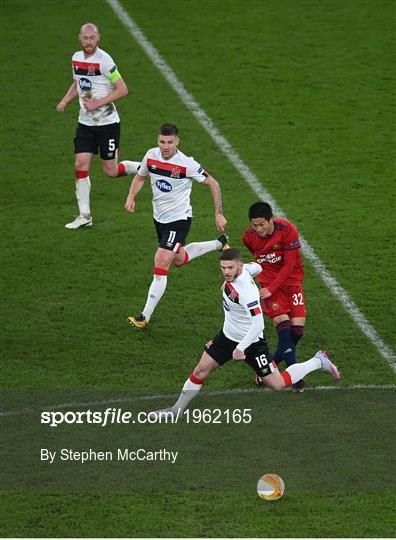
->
<box><xmin>148</xmin><ymin>248</ymin><xmax>339</xmax><ymax>422</ymax></box>
<box><xmin>242</xmin><ymin>202</ymin><xmax>306</xmax><ymax>393</ymax></box>
<box><xmin>125</xmin><ymin>123</ymin><xmax>228</xmax><ymax>330</ymax></box>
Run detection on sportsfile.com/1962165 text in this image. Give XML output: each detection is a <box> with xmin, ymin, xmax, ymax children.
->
<box><xmin>40</xmin><ymin>408</ymin><xmax>253</xmax><ymax>427</ymax></box>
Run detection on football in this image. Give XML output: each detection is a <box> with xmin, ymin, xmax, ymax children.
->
<box><xmin>257</xmin><ymin>473</ymin><xmax>285</xmax><ymax>501</ymax></box>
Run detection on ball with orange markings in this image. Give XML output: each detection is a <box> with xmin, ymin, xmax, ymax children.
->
<box><xmin>257</xmin><ymin>473</ymin><xmax>285</xmax><ymax>501</ymax></box>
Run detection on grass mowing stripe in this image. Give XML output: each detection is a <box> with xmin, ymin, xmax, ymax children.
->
<box><xmin>105</xmin><ymin>0</ymin><xmax>395</xmax><ymax>372</ymax></box>
<box><xmin>1</xmin><ymin>383</ymin><xmax>394</xmax><ymax>417</ymax></box>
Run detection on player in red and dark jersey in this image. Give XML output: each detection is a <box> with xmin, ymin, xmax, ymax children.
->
<box><xmin>242</xmin><ymin>202</ymin><xmax>306</xmax><ymax>393</ymax></box>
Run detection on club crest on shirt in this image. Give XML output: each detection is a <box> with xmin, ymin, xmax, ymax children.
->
<box><xmin>228</xmin><ymin>289</ymin><xmax>238</xmax><ymax>301</ymax></box>
<box><xmin>224</xmin><ymin>283</ymin><xmax>239</xmax><ymax>303</ymax></box>
<box><xmin>271</xmin><ymin>302</ymin><xmax>279</xmax><ymax>311</ymax></box>
<box><xmin>171</xmin><ymin>166</ymin><xmax>181</xmax><ymax>178</ymax></box>
<box><xmin>87</xmin><ymin>64</ymin><xmax>96</xmax><ymax>76</ymax></box>
<box><xmin>273</xmin><ymin>243</ymin><xmax>281</xmax><ymax>250</ymax></box>
<box><xmin>229</xmin><ymin>291</ymin><xmax>237</xmax><ymax>301</ymax></box>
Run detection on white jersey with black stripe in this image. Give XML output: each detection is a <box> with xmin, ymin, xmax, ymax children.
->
<box><xmin>72</xmin><ymin>48</ymin><xmax>120</xmax><ymax>126</ymax></box>
<box><xmin>138</xmin><ymin>148</ymin><xmax>207</xmax><ymax>223</ymax></box>
<box><xmin>222</xmin><ymin>263</ymin><xmax>264</xmax><ymax>349</ymax></box>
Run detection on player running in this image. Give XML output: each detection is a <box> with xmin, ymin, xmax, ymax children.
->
<box><xmin>243</xmin><ymin>202</ymin><xmax>306</xmax><ymax>393</ymax></box>
<box><xmin>125</xmin><ymin>123</ymin><xmax>228</xmax><ymax>330</ymax></box>
<box><xmin>56</xmin><ymin>23</ymin><xmax>139</xmax><ymax>229</ymax></box>
<box><xmin>148</xmin><ymin>249</ymin><xmax>339</xmax><ymax>422</ymax></box>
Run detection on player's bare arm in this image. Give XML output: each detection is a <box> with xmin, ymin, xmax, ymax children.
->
<box><xmin>83</xmin><ymin>78</ymin><xmax>128</xmax><ymax>112</ymax></box>
<box><xmin>125</xmin><ymin>174</ymin><xmax>146</xmax><ymax>213</ymax></box>
<box><xmin>202</xmin><ymin>175</ymin><xmax>227</xmax><ymax>232</ymax></box>
<box><xmin>56</xmin><ymin>81</ymin><xmax>78</xmax><ymax>112</ymax></box>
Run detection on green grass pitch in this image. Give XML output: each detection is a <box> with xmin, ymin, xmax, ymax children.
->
<box><xmin>0</xmin><ymin>0</ymin><xmax>395</xmax><ymax>537</ymax></box>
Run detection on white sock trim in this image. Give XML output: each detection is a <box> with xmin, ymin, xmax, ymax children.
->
<box><xmin>142</xmin><ymin>274</ymin><xmax>167</xmax><ymax>320</ymax></box>
<box><xmin>184</xmin><ymin>240</ymin><xmax>218</xmax><ymax>262</ymax></box>
<box><xmin>285</xmin><ymin>356</ymin><xmax>321</xmax><ymax>383</ymax></box>
<box><xmin>119</xmin><ymin>160</ymin><xmax>140</xmax><ymax>175</ymax></box>
<box><xmin>173</xmin><ymin>377</ymin><xmax>203</xmax><ymax>413</ymax></box>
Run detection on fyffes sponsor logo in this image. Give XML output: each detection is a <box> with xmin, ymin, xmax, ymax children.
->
<box><xmin>79</xmin><ymin>78</ymin><xmax>92</xmax><ymax>91</ymax></box>
<box><xmin>156</xmin><ymin>179</ymin><xmax>172</xmax><ymax>192</ymax></box>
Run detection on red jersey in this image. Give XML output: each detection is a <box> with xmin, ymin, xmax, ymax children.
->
<box><xmin>242</xmin><ymin>218</ymin><xmax>304</xmax><ymax>294</ymax></box>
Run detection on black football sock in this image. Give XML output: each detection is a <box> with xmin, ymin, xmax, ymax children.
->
<box><xmin>291</xmin><ymin>325</ymin><xmax>304</xmax><ymax>346</ymax></box>
<box><xmin>273</xmin><ymin>320</ymin><xmax>296</xmax><ymax>367</ymax></box>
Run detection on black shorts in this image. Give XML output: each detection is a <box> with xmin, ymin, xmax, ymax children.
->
<box><xmin>154</xmin><ymin>218</ymin><xmax>192</xmax><ymax>252</ymax></box>
<box><xmin>74</xmin><ymin>122</ymin><xmax>120</xmax><ymax>160</ymax></box>
<box><xmin>204</xmin><ymin>330</ymin><xmax>277</xmax><ymax>377</ymax></box>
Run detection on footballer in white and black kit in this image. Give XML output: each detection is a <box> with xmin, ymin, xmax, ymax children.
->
<box><xmin>205</xmin><ymin>262</ymin><xmax>277</xmax><ymax>377</ymax></box>
<box><xmin>125</xmin><ymin>123</ymin><xmax>228</xmax><ymax>330</ymax></box>
<box><xmin>56</xmin><ymin>23</ymin><xmax>139</xmax><ymax>230</ymax></box>
<box><xmin>147</xmin><ymin>248</ymin><xmax>340</xmax><ymax>422</ymax></box>
<box><xmin>72</xmin><ymin>47</ymin><xmax>122</xmax><ymax>156</ymax></box>
<box><xmin>137</xmin><ymin>146</ymin><xmax>209</xmax><ymax>251</ymax></box>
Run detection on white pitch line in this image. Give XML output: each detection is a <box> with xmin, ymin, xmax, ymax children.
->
<box><xmin>106</xmin><ymin>0</ymin><xmax>395</xmax><ymax>372</ymax></box>
<box><xmin>1</xmin><ymin>384</ymin><xmax>395</xmax><ymax>418</ymax></box>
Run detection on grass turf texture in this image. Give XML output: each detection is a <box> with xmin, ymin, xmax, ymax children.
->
<box><xmin>1</xmin><ymin>389</ymin><xmax>395</xmax><ymax>537</ymax></box>
<box><xmin>1</xmin><ymin>0</ymin><xmax>395</xmax><ymax>537</ymax></box>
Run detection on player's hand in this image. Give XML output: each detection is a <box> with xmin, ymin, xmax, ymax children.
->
<box><xmin>56</xmin><ymin>101</ymin><xmax>66</xmax><ymax>112</ymax></box>
<box><xmin>215</xmin><ymin>213</ymin><xmax>227</xmax><ymax>232</ymax></box>
<box><xmin>83</xmin><ymin>98</ymin><xmax>99</xmax><ymax>111</ymax></box>
<box><xmin>260</xmin><ymin>287</ymin><xmax>272</xmax><ymax>299</ymax></box>
<box><xmin>124</xmin><ymin>198</ymin><xmax>135</xmax><ymax>213</ymax></box>
<box><xmin>233</xmin><ymin>348</ymin><xmax>246</xmax><ymax>361</ymax></box>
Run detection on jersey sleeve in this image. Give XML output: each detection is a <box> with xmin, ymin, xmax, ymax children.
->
<box><xmin>242</xmin><ymin>229</ymin><xmax>254</xmax><ymax>253</ymax></box>
<box><xmin>186</xmin><ymin>156</ymin><xmax>208</xmax><ymax>183</ymax></box>
<box><xmin>71</xmin><ymin>53</ymin><xmax>78</xmax><ymax>79</ymax></box>
<box><xmin>137</xmin><ymin>151</ymin><xmax>150</xmax><ymax>177</ymax></box>
<box><xmin>284</xmin><ymin>222</ymin><xmax>301</xmax><ymax>250</ymax></box>
<box><xmin>101</xmin><ymin>52</ymin><xmax>122</xmax><ymax>83</ymax></box>
<box><xmin>244</xmin><ymin>262</ymin><xmax>262</xmax><ymax>278</ymax></box>
<box><xmin>237</xmin><ymin>290</ymin><xmax>264</xmax><ymax>351</ymax></box>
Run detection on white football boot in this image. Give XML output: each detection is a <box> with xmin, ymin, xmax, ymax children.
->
<box><xmin>65</xmin><ymin>215</ymin><xmax>93</xmax><ymax>230</ymax></box>
<box><xmin>315</xmin><ymin>350</ymin><xmax>340</xmax><ymax>380</ymax></box>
